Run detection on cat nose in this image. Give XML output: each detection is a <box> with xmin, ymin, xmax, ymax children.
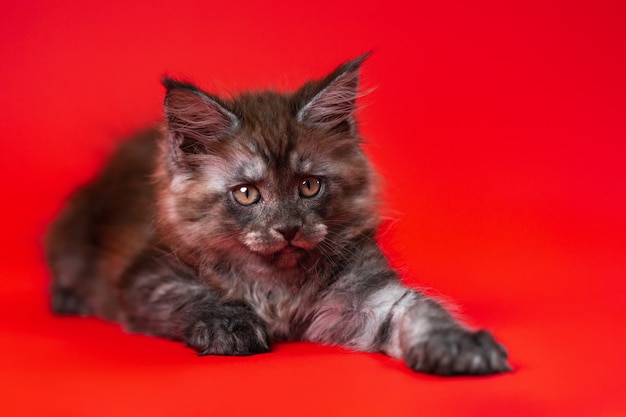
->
<box><xmin>274</xmin><ymin>225</ymin><xmax>300</xmax><ymax>242</ymax></box>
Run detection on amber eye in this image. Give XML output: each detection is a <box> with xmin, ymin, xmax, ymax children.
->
<box><xmin>233</xmin><ymin>185</ymin><xmax>261</xmax><ymax>206</ymax></box>
<box><xmin>298</xmin><ymin>177</ymin><xmax>322</xmax><ymax>198</ymax></box>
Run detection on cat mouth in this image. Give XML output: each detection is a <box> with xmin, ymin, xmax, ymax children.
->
<box><xmin>279</xmin><ymin>245</ymin><xmax>297</xmax><ymax>254</ymax></box>
<box><xmin>275</xmin><ymin>244</ymin><xmax>304</xmax><ymax>257</ymax></box>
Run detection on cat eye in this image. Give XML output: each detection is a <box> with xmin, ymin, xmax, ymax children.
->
<box><xmin>298</xmin><ymin>177</ymin><xmax>322</xmax><ymax>198</ymax></box>
<box><xmin>233</xmin><ymin>185</ymin><xmax>261</xmax><ymax>206</ymax></box>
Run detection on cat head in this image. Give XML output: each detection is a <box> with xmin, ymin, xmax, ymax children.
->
<box><xmin>158</xmin><ymin>54</ymin><xmax>379</xmax><ymax>268</ymax></box>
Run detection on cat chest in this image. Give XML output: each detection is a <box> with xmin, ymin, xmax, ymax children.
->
<box><xmin>223</xmin><ymin>277</ymin><xmax>318</xmax><ymax>340</ymax></box>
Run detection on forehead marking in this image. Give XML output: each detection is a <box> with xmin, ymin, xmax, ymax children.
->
<box><xmin>290</xmin><ymin>151</ymin><xmax>313</xmax><ymax>173</ymax></box>
<box><xmin>238</xmin><ymin>156</ymin><xmax>268</xmax><ymax>182</ymax></box>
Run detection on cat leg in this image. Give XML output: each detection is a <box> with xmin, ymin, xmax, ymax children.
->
<box><xmin>118</xmin><ymin>252</ymin><xmax>270</xmax><ymax>356</ymax></box>
<box><xmin>395</xmin><ymin>291</ymin><xmax>510</xmax><ymax>375</ymax></box>
<box><xmin>304</xmin><ymin>279</ymin><xmax>510</xmax><ymax>376</ymax></box>
<box><xmin>45</xmin><ymin>190</ymin><xmax>101</xmax><ymax>317</ymax></box>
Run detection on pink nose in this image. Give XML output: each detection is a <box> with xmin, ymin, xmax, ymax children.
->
<box><xmin>274</xmin><ymin>226</ymin><xmax>300</xmax><ymax>241</ymax></box>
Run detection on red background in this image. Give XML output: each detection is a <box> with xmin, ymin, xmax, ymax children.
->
<box><xmin>1</xmin><ymin>0</ymin><xmax>625</xmax><ymax>415</ymax></box>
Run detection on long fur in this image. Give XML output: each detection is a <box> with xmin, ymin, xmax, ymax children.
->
<box><xmin>45</xmin><ymin>55</ymin><xmax>510</xmax><ymax>375</ymax></box>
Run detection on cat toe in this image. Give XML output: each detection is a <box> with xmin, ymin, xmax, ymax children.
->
<box><xmin>184</xmin><ymin>301</ymin><xmax>271</xmax><ymax>356</ymax></box>
<box><xmin>406</xmin><ymin>328</ymin><xmax>511</xmax><ymax>376</ymax></box>
<box><xmin>50</xmin><ymin>285</ymin><xmax>92</xmax><ymax>316</ymax></box>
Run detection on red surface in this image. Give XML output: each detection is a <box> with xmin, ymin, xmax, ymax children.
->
<box><xmin>1</xmin><ymin>1</ymin><xmax>625</xmax><ymax>415</ymax></box>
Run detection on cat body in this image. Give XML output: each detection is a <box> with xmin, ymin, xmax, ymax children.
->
<box><xmin>45</xmin><ymin>55</ymin><xmax>510</xmax><ymax>375</ymax></box>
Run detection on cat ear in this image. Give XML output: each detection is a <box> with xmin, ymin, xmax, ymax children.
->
<box><xmin>296</xmin><ymin>53</ymin><xmax>370</xmax><ymax>133</ymax></box>
<box><xmin>162</xmin><ymin>77</ymin><xmax>240</xmax><ymax>155</ymax></box>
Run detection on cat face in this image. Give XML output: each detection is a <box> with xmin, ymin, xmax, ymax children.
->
<box><xmin>158</xmin><ymin>55</ymin><xmax>379</xmax><ymax>268</ymax></box>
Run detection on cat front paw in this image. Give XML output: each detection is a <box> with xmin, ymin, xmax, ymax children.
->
<box><xmin>405</xmin><ymin>328</ymin><xmax>510</xmax><ymax>376</ymax></box>
<box><xmin>184</xmin><ymin>301</ymin><xmax>270</xmax><ymax>356</ymax></box>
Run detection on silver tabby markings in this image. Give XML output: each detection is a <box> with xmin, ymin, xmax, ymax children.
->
<box><xmin>45</xmin><ymin>54</ymin><xmax>510</xmax><ymax>375</ymax></box>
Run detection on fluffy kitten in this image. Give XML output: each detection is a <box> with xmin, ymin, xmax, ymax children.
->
<box><xmin>45</xmin><ymin>55</ymin><xmax>510</xmax><ymax>376</ymax></box>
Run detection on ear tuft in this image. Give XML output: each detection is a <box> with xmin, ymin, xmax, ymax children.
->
<box><xmin>296</xmin><ymin>53</ymin><xmax>370</xmax><ymax>133</ymax></box>
<box><xmin>162</xmin><ymin>77</ymin><xmax>239</xmax><ymax>154</ymax></box>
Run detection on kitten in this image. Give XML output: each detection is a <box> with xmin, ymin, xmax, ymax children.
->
<box><xmin>45</xmin><ymin>54</ymin><xmax>510</xmax><ymax>376</ymax></box>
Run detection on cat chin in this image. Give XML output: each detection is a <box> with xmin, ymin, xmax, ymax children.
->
<box><xmin>265</xmin><ymin>245</ymin><xmax>306</xmax><ymax>269</ymax></box>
